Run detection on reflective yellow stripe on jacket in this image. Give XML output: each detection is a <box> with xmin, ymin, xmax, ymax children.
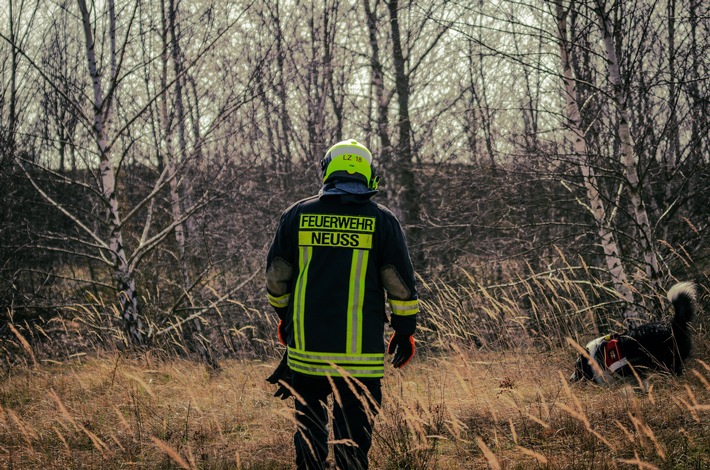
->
<box><xmin>293</xmin><ymin>246</ymin><xmax>312</xmax><ymax>350</ymax></box>
<box><xmin>288</xmin><ymin>347</ymin><xmax>385</xmax><ymax>378</ymax></box>
<box><xmin>346</xmin><ymin>249</ymin><xmax>369</xmax><ymax>355</ymax></box>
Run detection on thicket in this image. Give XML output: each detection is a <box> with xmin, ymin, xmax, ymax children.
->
<box><xmin>1</xmin><ymin>0</ymin><xmax>708</xmax><ymax>371</ymax></box>
<box><xmin>1</xmin><ymin>153</ymin><xmax>708</xmax><ymax>370</ymax></box>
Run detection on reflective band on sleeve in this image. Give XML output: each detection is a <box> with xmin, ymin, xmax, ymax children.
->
<box><xmin>268</xmin><ymin>292</ymin><xmax>291</xmax><ymax>309</ymax></box>
<box><xmin>389</xmin><ymin>298</ymin><xmax>419</xmax><ymax>316</ymax></box>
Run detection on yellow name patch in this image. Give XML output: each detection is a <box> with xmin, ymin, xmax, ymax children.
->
<box><xmin>300</xmin><ymin>214</ymin><xmax>375</xmax><ymax>232</ymax></box>
<box><xmin>299</xmin><ymin>231</ymin><xmax>373</xmax><ymax>249</ymax></box>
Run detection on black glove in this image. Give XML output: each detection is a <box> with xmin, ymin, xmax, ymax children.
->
<box><xmin>266</xmin><ymin>350</ymin><xmax>293</xmax><ymax>400</ymax></box>
<box><xmin>387</xmin><ymin>333</ymin><xmax>415</xmax><ymax>368</ymax></box>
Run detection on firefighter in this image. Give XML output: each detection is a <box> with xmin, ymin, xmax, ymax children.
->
<box><xmin>265</xmin><ymin>139</ymin><xmax>419</xmax><ymax>469</ymax></box>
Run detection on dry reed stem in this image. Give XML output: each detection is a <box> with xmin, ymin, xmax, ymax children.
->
<box><xmin>53</xmin><ymin>426</ymin><xmax>71</xmax><ymax>452</ymax></box>
<box><xmin>122</xmin><ymin>371</ymin><xmax>156</xmax><ymax>397</ymax></box>
<box><xmin>617</xmin><ymin>450</ymin><xmax>661</xmax><ymax>469</ymax></box>
<box><xmin>475</xmin><ymin>436</ymin><xmax>501</xmax><ymax>470</ymax></box>
<box><xmin>522</xmin><ymin>411</ymin><xmax>549</xmax><ymax>429</ymax></box>
<box><xmin>48</xmin><ymin>389</ymin><xmax>78</xmax><ymax>431</ymax></box>
<box><xmin>109</xmin><ymin>432</ymin><xmax>126</xmax><ymax>452</ymax></box>
<box><xmin>565</xmin><ymin>337</ymin><xmax>607</xmax><ymax>380</ymax></box>
<box><xmin>113</xmin><ymin>405</ymin><xmax>133</xmax><ymax>435</ymax></box>
<box><xmin>558</xmin><ymin>371</ymin><xmax>616</xmax><ymax>450</ymax></box>
<box><xmin>150</xmin><ymin>436</ymin><xmax>192</xmax><ymax>469</ymax></box>
<box><xmin>614</xmin><ymin>419</ymin><xmax>636</xmax><ymax>443</ymax></box>
<box><xmin>628</xmin><ymin>412</ymin><xmax>665</xmax><ymax>460</ymax></box>
<box><xmin>508</xmin><ymin>418</ymin><xmax>518</xmax><ymax>444</ymax></box>
<box><xmin>517</xmin><ymin>445</ymin><xmax>548</xmax><ymax>464</ymax></box>
<box><xmin>8</xmin><ymin>323</ymin><xmax>37</xmax><ymax>369</ymax></box>
<box><xmin>7</xmin><ymin>408</ymin><xmax>36</xmax><ymax>451</ymax></box>
<box><xmin>77</xmin><ymin>421</ymin><xmax>110</xmax><ymax>457</ymax></box>
<box><xmin>673</xmin><ymin>395</ymin><xmax>701</xmax><ymax>422</ymax></box>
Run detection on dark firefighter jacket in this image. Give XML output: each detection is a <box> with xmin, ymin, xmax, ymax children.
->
<box><xmin>266</xmin><ymin>193</ymin><xmax>419</xmax><ymax>378</ymax></box>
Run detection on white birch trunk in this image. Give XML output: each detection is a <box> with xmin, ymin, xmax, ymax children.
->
<box><xmin>159</xmin><ymin>0</ymin><xmax>216</xmax><ymax>367</ymax></box>
<box><xmin>555</xmin><ymin>0</ymin><xmax>638</xmax><ymax>322</ymax></box>
<box><xmin>594</xmin><ymin>0</ymin><xmax>660</xmax><ymax>284</ymax></box>
<box><xmin>78</xmin><ymin>0</ymin><xmax>143</xmax><ymax>344</ymax></box>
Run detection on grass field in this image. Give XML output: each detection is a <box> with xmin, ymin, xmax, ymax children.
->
<box><xmin>1</xmin><ymin>343</ymin><xmax>708</xmax><ymax>469</ymax></box>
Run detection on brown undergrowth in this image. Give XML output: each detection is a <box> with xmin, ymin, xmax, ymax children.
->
<box><xmin>1</xmin><ymin>342</ymin><xmax>708</xmax><ymax>469</ymax></box>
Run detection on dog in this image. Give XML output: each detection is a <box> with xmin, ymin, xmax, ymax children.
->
<box><xmin>570</xmin><ymin>282</ymin><xmax>698</xmax><ymax>384</ymax></box>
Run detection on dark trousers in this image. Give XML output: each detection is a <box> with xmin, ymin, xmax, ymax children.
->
<box><xmin>292</xmin><ymin>373</ymin><xmax>382</xmax><ymax>470</ymax></box>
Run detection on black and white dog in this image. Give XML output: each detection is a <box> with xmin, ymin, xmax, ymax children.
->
<box><xmin>570</xmin><ymin>282</ymin><xmax>698</xmax><ymax>384</ymax></box>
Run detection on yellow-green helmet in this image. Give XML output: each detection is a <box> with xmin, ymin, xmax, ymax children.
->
<box><xmin>321</xmin><ymin>139</ymin><xmax>378</xmax><ymax>189</ymax></box>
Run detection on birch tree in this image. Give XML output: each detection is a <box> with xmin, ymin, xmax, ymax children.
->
<box><xmin>553</xmin><ymin>0</ymin><xmax>638</xmax><ymax>322</ymax></box>
<box><xmin>593</xmin><ymin>0</ymin><xmax>660</xmax><ymax>284</ymax></box>
<box><xmin>75</xmin><ymin>0</ymin><xmax>144</xmax><ymax>343</ymax></box>
<box><xmin>7</xmin><ymin>0</ymin><xmax>252</xmax><ymax>347</ymax></box>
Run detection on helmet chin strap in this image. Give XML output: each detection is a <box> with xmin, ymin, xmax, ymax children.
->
<box><xmin>369</xmin><ymin>174</ymin><xmax>380</xmax><ymax>190</ymax></box>
<box><xmin>320</xmin><ymin>156</ymin><xmax>331</xmax><ymax>174</ymax></box>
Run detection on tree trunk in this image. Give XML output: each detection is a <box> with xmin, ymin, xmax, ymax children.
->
<box><xmin>272</xmin><ymin>2</ymin><xmax>293</xmax><ymax>188</ymax></box>
<box><xmin>363</xmin><ymin>0</ymin><xmax>393</xmax><ymax>170</ymax></box>
<box><xmin>555</xmin><ymin>0</ymin><xmax>638</xmax><ymax>322</ymax></box>
<box><xmin>7</xmin><ymin>0</ymin><xmax>18</xmax><ymax>158</ymax></box>
<box><xmin>687</xmin><ymin>0</ymin><xmax>708</xmax><ymax>166</ymax></box>
<box><xmin>387</xmin><ymin>0</ymin><xmax>423</xmax><ymax>267</ymax></box>
<box><xmin>163</xmin><ymin>0</ymin><xmax>217</xmax><ymax>368</ymax></box>
<box><xmin>78</xmin><ymin>0</ymin><xmax>143</xmax><ymax>344</ymax></box>
<box><xmin>593</xmin><ymin>0</ymin><xmax>660</xmax><ymax>285</ymax></box>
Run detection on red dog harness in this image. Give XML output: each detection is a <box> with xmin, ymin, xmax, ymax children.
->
<box><xmin>603</xmin><ymin>337</ymin><xmax>628</xmax><ymax>372</ymax></box>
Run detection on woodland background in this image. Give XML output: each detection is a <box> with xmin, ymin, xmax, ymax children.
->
<box><xmin>0</xmin><ymin>0</ymin><xmax>708</xmax><ymax>369</ymax></box>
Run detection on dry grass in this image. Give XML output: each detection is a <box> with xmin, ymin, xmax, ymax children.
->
<box><xmin>2</xmin><ymin>266</ymin><xmax>707</xmax><ymax>468</ymax></box>
<box><xmin>1</xmin><ymin>344</ymin><xmax>708</xmax><ymax>469</ymax></box>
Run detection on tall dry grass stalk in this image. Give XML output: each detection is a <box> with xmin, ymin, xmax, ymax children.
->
<box><xmin>420</xmin><ymin>261</ymin><xmax>645</xmax><ymax>355</ymax></box>
<box><xmin>7</xmin><ymin>323</ymin><xmax>38</xmax><ymax>369</ymax></box>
